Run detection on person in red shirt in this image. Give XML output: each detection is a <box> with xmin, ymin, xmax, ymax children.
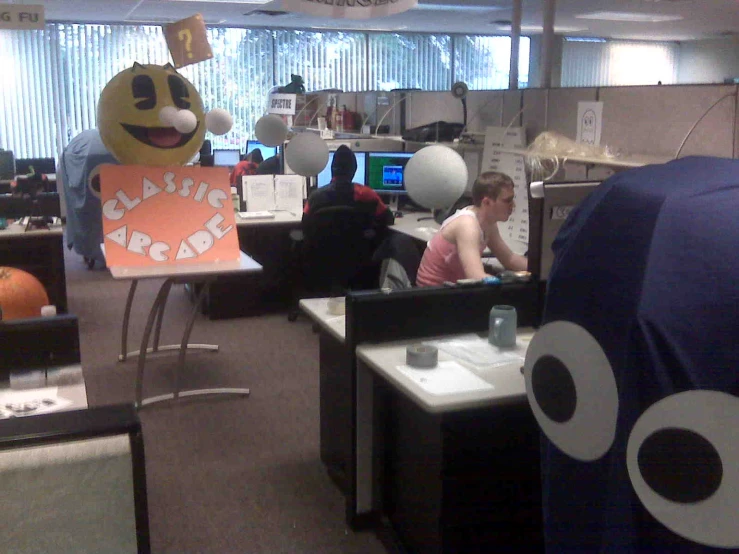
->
<box><xmin>229</xmin><ymin>149</ymin><xmax>263</xmax><ymax>187</ymax></box>
<box><xmin>302</xmin><ymin>145</ymin><xmax>394</xmax><ymax>227</ymax></box>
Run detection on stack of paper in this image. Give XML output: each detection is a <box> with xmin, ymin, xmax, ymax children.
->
<box><xmin>427</xmin><ymin>333</ymin><xmax>530</xmax><ymax>372</ymax></box>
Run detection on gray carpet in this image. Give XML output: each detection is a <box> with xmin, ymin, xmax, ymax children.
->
<box><xmin>64</xmin><ymin>245</ymin><xmax>387</xmax><ymax>554</ymax></box>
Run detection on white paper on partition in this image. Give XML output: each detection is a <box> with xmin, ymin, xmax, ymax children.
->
<box><xmin>576</xmin><ymin>101</ymin><xmax>604</xmax><ymax>146</ymax></box>
<box><xmin>396</xmin><ymin>361</ymin><xmax>494</xmax><ymax>396</ymax></box>
<box><xmin>274</xmin><ymin>175</ymin><xmax>306</xmax><ymax>214</ymax></box>
<box><xmin>243</xmin><ymin>175</ymin><xmax>276</xmax><ymax>212</ymax></box>
<box><xmin>0</xmin><ymin>387</ymin><xmax>72</xmax><ymax>419</ymax></box>
<box><xmin>481</xmin><ymin>126</ymin><xmax>529</xmax><ymax>250</ymax></box>
<box><xmin>426</xmin><ymin>334</ymin><xmax>529</xmax><ymax>372</ymax></box>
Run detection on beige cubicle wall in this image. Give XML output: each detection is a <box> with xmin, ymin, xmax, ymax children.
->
<box><xmin>306</xmin><ymin>83</ymin><xmax>738</xmax><ymax>161</ymax></box>
<box><xmin>598</xmin><ymin>84</ymin><xmax>737</xmax><ymax>159</ymax></box>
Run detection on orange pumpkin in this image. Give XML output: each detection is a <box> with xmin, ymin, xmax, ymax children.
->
<box><xmin>0</xmin><ymin>267</ymin><xmax>50</xmax><ymax>321</ymax></box>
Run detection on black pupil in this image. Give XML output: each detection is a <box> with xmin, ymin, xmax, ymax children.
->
<box><xmin>531</xmin><ymin>355</ymin><xmax>577</xmax><ymax>423</ymax></box>
<box><xmin>638</xmin><ymin>428</ymin><xmax>722</xmax><ymax>504</ymax></box>
<box><xmin>132</xmin><ymin>75</ymin><xmax>156</xmax><ymax>110</ymax></box>
<box><xmin>168</xmin><ymin>75</ymin><xmax>190</xmax><ymax>109</ymax></box>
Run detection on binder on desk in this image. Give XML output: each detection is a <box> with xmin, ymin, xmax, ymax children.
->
<box><xmin>242</xmin><ymin>174</ymin><xmax>306</xmax><ymax>214</ymax></box>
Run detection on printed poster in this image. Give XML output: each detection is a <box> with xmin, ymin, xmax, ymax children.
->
<box><xmin>100</xmin><ymin>165</ymin><xmax>240</xmax><ymax>267</ymax></box>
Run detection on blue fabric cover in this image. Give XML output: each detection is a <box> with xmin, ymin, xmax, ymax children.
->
<box><xmin>541</xmin><ymin>156</ymin><xmax>739</xmax><ymax>553</ymax></box>
<box><xmin>59</xmin><ymin>129</ymin><xmax>118</xmax><ymax>263</ymax></box>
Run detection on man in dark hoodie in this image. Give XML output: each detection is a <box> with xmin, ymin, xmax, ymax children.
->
<box><xmin>302</xmin><ymin>145</ymin><xmax>394</xmax><ymax>227</ymax></box>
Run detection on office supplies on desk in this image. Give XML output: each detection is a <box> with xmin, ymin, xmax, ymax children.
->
<box><xmin>238</xmin><ymin>210</ymin><xmax>276</xmax><ymax>220</ymax></box>
<box><xmin>406</xmin><ymin>343</ymin><xmax>438</xmax><ymax>368</ymax></box>
<box><xmin>396</xmin><ymin>360</ymin><xmax>494</xmax><ymax>396</ymax></box>
<box><xmin>427</xmin><ymin>333</ymin><xmax>530</xmax><ymax>371</ymax></box>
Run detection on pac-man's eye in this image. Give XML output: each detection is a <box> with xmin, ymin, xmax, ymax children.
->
<box><xmin>131</xmin><ymin>75</ymin><xmax>156</xmax><ymax>110</ymax></box>
<box><xmin>523</xmin><ymin>320</ymin><xmax>618</xmax><ymax>461</ymax></box>
<box><xmin>87</xmin><ymin>164</ymin><xmax>104</xmax><ymax>199</ymax></box>
<box><xmin>627</xmin><ymin>390</ymin><xmax>739</xmax><ymax>549</ymax></box>
<box><xmin>168</xmin><ymin>75</ymin><xmax>190</xmax><ymax>110</ymax></box>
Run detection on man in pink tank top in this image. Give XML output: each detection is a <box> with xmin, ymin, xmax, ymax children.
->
<box><xmin>416</xmin><ymin>171</ymin><xmax>528</xmax><ymax>287</ymax></box>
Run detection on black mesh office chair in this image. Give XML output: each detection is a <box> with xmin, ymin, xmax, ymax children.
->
<box><xmin>287</xmin><ymin>204</ymin><xmax>380</xmax><ymax>321</ymax></box>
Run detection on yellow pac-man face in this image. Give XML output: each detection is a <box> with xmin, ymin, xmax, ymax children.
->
<box><xmin>97</xmin><ymin>63</ymin><xmax>206</xmax><ymax>166</ymax></box>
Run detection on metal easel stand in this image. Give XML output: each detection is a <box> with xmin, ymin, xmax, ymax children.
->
<box><xmin>119</xmin><ymin>277</ymin><xmax>250</xmax><ymax>409</ymax></box>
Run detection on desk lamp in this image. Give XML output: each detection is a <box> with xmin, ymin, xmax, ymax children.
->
<box><xmin>404</xmin><ymin>144</ymin><xmax>468</xmax><ymax>219</ymax></box>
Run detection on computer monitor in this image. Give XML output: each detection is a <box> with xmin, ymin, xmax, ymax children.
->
<box><xmin>246</xmin><ymin>140</ymin><xmax>278</xmax><ymax>161</ymax></box>
<box><xmin>16</xmin><ymin>157</ymin><xmax>56</xmax><ymax>175</ymax></box>
<box><xmin>213</xmin><ymin>149</ymin><xmax>241</xmax><ymax>167</ymax></box>
<box><xmin>0</xmin><ymin>150</ymin><xmax>15</xmax><ymax>181</ymax></box>
<box><xmin>367</xmin><ymin>152</ymin><xmax>413</xmax><ymax>194</ymax></box>
<box><xmin>317</xmin><ymin>151</ymin><xmax>367</xmax><ymax>188</ymax></box>
<box><xmin>527</xmin><ymin>180</ymin><xmax>601</xmax><ymax>282</ymax></box>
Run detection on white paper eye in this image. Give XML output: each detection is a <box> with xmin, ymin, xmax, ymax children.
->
<box><xmin>627</xmin><ymin>390</ymin><xmax>739</xmax><ymax>549</ymax></box>
<box><xmin>523</xmin><ymin>320</ymin><xmax>618</xmax><ymax>461</ymax></box>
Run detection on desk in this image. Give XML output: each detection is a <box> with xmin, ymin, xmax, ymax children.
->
<box><xmin>1</xmin><ymin>364</ymin><xmax>88</xmax><ymax>419</ymax></box>
<box><xmin>355</xmin><ymin>331</ymin><xmax>543</xmax><ymax>553</ymax></box>
<box><xmin>389</xmin><ymin>212</ymin><xmax>439</xmax><ymax>245</ymax></box>
<box><xmin>200</xmin><ymin>211</ymin><xmax>302</xmax><ymax>319</ymax></box>
<box><xmin>299</xmin><ymin>298</ymin><xmax>352</xmax><ymax>492</ymax></box>
<box><xmin>109</xmin><ymin>251</ymin><xmax>262</xmax><ymax>408</ymax></box>
<box><xmin>0</xmin><ymin>222</ymin><xmax>67</xmax><ymax>313</ymax></box>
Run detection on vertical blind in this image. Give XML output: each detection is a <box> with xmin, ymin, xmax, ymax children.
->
<box><xmin>2</xmin><ymin>23</ymin><xmax>535</xmax><ymax>159</ymax></box>
<box><xmin>561</xmin><ymin>39</ymin><xmax>678</xmax><ymax>87</ymax></box>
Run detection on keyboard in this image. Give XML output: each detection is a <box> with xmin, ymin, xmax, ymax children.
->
<box><xmin>238</xmin><ymin>211</ymin><xmax>276</xmax><ymax>220</ymax></box>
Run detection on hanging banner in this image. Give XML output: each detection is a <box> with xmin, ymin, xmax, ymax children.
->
<box><xmin>0</xmin><ymin>4</ymin><xmax>44</xmax><ymax>30</ymax></box>
<box><xmin>100</xmin><ymin>165</ymin><xmax>240</xmax><ymax>268</ymax></box>
<box><xmin>281</xmin><ymin>0</ymin><xmax>417</xmax><ymax>20</ymax></box>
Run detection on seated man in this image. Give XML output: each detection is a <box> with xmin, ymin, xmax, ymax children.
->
<box><xmin>229</xmin><ymin>150</ymin><xmax>263</xmax><ymax>186</ymax></box>
<box><xmin>416</xmin><ymin>171</ymin><xmax>527</xmax><ymax>287</ymax></box>
<box><xmin>303</xmin><ymin>145</ymin><xmax>394</xmax><ymax>228</ymax></box>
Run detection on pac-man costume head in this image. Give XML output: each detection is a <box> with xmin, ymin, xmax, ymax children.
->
<box><xmin>97</xmin><ymin>63</ymin><xmax>205</xmax><ymax>166</ymax></box>
<box><xmin>524</xmin><ymin>156</ymin><xmax>739</xmax><ymax>552</ymax></box>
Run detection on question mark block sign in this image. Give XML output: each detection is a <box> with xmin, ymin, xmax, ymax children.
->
<box><xmin>164</xmin><ymin>14</ymin><xmax>212</xmax><ymax>69</ymax></box>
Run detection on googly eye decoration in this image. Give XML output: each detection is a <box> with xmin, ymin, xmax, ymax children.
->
<box><xmin>523</xmin><ymin>320</ymin><xmax>619</xmax><ymax>461</ymax></box>
<box><xmin>626</xmin><ymin>390</ymin><xmax>739</xmax><ymax>548</ymax></box>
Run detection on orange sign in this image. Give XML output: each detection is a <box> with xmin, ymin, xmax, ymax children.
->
<box><xmin>100</xmin><ymin>165</ymin><xmax>240</xmax><ymax>268</ymax></box>
<box><xmin>163</xmin><ymin>14</ymin><xmax>213</xmax><ymax>69</ymax></box>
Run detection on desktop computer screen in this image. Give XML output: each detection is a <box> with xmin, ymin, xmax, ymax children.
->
<box><xmin>0</xmin><ymin>150</ymin><xmax>15</xmax><ymax>181</ymax></box>
<box><xmin>246</xmin><ymin>140</ymin><xmax>278</xmax><ymax>161</ymax></box>
<box><xmin>367</xmin><ymin>152</ymin><xmax>413</xmax><ymax>193</ymax></box>
<box><xmin>213</xmin><ymin>149</ymin><xmax>241</xmax><ymax>167</ymax></box>
<box><xmin>317</xmin><ymin>151</ymin><xmax>367</xmax><ymax>188</ymax></box>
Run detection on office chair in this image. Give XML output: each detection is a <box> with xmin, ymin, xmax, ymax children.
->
<box><xmin>287</xmin><ymin>204</ymin><xmax>380</xmax><ymax>321</ymax></box>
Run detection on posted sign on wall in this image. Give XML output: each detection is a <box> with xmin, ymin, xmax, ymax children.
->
<box><xmin>0</xmin><ymin>4</ymin><xmax>44</xmax><ymax>30</ymax></box>
<box><xmin>100</xmin><ymin>165</ymin><xmax>240</xmax><ymax>268</ymax></box>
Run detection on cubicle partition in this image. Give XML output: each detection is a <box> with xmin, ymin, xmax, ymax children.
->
<box><xmin>0</xmin><ymin>314</ymin><xmax>80</xmax><ymax>373</ymax></box>
<box><xmin>339</xmin><ymin>284</ymin><xmax>543</xmax><ymax>552</ymax></box>
<box><xmin>337</xmin><ymin>283</ymin><xmax>540</xmax><ymax>526</ymax></box>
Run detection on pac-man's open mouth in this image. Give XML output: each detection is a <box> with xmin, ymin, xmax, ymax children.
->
<box><xmin>121</xmin><ymin>123</ymin><xmax>198</xmax><ymax>149</ymax></box>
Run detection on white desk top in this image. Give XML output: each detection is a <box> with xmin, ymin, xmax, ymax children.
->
<box><xmin>0</xmin><ymin>221</ymin><xmax>64</xmax><ymax>239</ymax></box>
<box><xmin>235</xmin><ymin>210</ymin><xmax>302</xmax><ymax>226</ymax></box>
<box><xmin>1</xmin><ymin>364</ymin><xmax>88</xmax><ymax>418</ymax></box>
<box><xmin>299</xmin><ymin>297</ymin><xmax>346</xmax><ymax>343</ymax></box>
<box><xmin>357</xmin><ymin>329</ymin><xmax>535</xmax><ymax>414</ymax></box>
<box><xmin>106</xmin><ymin>250</ymin><xmax>262</xmax><ymax>280</ymax></box>
<box><xmin>390</xmin><ymin>212</ymin><xmax>439</xmax><ymax>243</ymax></box>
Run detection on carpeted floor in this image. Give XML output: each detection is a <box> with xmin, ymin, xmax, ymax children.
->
<box><xmin>64</xmin><ymin>245</ymin><xmax>387</xmax><ymax>554</ymax></box>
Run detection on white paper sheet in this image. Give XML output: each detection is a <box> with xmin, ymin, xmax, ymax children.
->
<box><xmin>243</xmin><ymin>174</ymin><xmax>276</xmax><ymax>212</ymax></box>
<box><xmin>0</xmin><ymin>387</ymin><xmax>72</xmax><ymax>419</ymax></box>
<box><xmin>396</xmin><ymin>361</ymin><xmax>495</xmax><ymax>396</ymax></box>
<box><xmin>576</xmin><ymin>101</ymin><xmax>604</xmax><ymax>146</ymax></box>
<box><xmin>427</xmin><ymin>334</ymin><xmax>530</xmax><ymax>372</ymax></box>
<box><xmin>274</xmin><ymin>174</ymin><xmax>306</xmax><ymax>214</ymax></box>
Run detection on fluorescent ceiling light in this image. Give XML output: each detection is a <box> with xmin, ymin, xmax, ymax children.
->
<box><xmin>575</xmin><ymin>11</ymin><xmax>683</xmax><ymax>22</ymax></box>
<box><xmin>495</xmin><ymin>24</ymin><xmax>588</xmax><ymax>33</ymax></box>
